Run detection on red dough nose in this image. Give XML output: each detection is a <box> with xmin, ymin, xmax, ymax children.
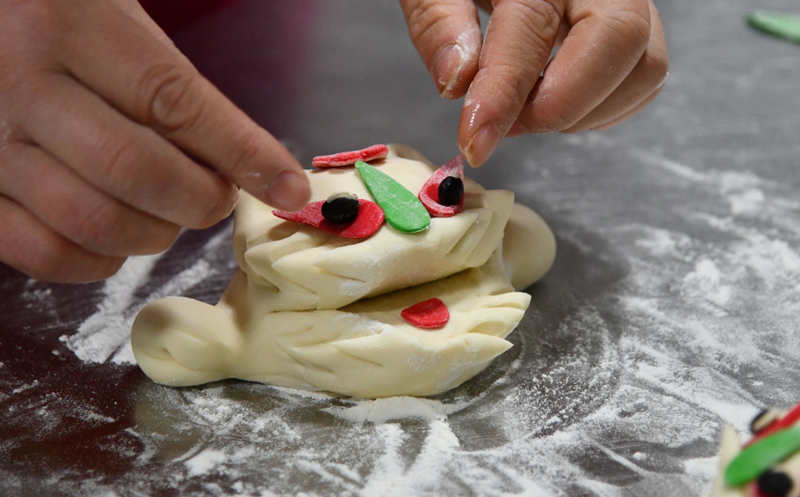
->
<box><xmin>401</xmin><ymin>298</ymin><xmax>450</xmax><ymax>329</ymax></box>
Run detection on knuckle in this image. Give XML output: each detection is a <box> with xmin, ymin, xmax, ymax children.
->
<box><xmin>516</xmin><ymin>0</ymin><xmax>562</xmax><ymax>34</ymax></box>
<box><xmin>73</xmin><ymin>200</ymin><xmax>124</xmax><ymax>252</ymax></box>
<box><xmin>225</xmin><ymin>130</ymin><xmax>263</xmax><ymax>180</ymax></box>
<box><xmin>473</xmin><ymin>65</ymin><xmax>532</xmax><ymax>119</ymax></box>
<box><xmin>405</xmin><ymin>1</ymin><xmax>452</xmax><ymax>44</ymax></box>
<box><xmin>486</xmin><ymin>1</ymin><xmax>562</xmax><ymax>78</ymax></box>
<box><xmin>604</xmin><ymin>5</ymin><xmax>652</xmax><ymax>50</ymax></box>
<box><xmin>96</xmin><ymin>135</ymin><xmax>141</xmax><ymax>189</ymax></box>
<box><xmin>524</xmin><ymin>93</ymin><xmax>575</xmax><ymax>132</ymax></box>
<box><xmin>137</xmin><ymin>63</ymin><xmax>204</xmax><ymax>133</ymax></box>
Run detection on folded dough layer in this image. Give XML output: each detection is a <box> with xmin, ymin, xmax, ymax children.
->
<box><xmin>133</xmin><ymin>252</ymin><xmax>529</xmax><ymax>398</ymax></box>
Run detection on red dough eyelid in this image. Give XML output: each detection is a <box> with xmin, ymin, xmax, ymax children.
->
<box><xmin>418</xmin><ymin>155</ymin><xmax>465</xmax><ymax>217</ymax></box>
<box><xmin>312</xmin><ymin>144</ymin><xmax>389</xmax><ymax>168</ymax></box>
<box><xmin>746</xmin><ymin>401</ymin><xmax>800</xmax><ymax>446</ymax></box>
<box><xmin>272</xmin><ymin>199</ymin><xmax>384</xmax><ymax>239</ymax></box>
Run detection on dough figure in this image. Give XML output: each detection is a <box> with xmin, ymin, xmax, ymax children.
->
<box><xmin>131</xmin><ymin>145</ymin><xmax>556</xmax><ymax>398</ymax></box>
<box><xmin>707</xmin><ymin>402</ymin><xmax>800</xmax><ymax>497</ymax></box>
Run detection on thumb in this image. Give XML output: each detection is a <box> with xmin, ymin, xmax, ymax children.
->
<box><xmin>400</xmin><ymin>0</ymin><xmax>483</xmax><ymax>99</ymax></box>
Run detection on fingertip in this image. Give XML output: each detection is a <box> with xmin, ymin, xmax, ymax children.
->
<box><xmin>461</xmin><ymin>123</ymin><xmax>501</xmax><ymax>167</ymax></box>
<box><xmin>262</xmin><ymin>170</ymin><xmax>310</xmax><ymax>211</ymax></box>
<box><xmin>226</xmin><ymin>184</ymin><xmax>240</xmax><ymax>217</ymax></box>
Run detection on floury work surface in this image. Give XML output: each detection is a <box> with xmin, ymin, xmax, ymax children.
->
<box><xmin>2</xmin><ymin>1</ymin><xmax>800</xmax><ymax>496</ymax></box>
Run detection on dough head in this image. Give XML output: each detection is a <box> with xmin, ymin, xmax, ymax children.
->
<box><xmin>131</xmin><ymin>145</ymin><xmax>556</xmax><ymax>398</ymax></box>
<box><xmin>233</xmin><ymin>145</ymin><xmax>515</xmax><ymax>312</ymax></box>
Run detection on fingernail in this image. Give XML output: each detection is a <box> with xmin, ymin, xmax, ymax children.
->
<box><xmin>225</xmin><ymin>185</ymin><xmax>240</xmax><ymax>217</ymax></box>
<box><xmin>462</xmin><ymin>124</ymin><xmax>501</xmax><ymax>167</ymax></box>
<box><xmin>506</xmin><ymin>123</ymin><xmax>526</xmax><ymax>137</ymax></box>
<box><xmin>656</xmin><ymin>71</ymin><xmax>670</xmax><ymax>90</ymax></box>
<box><xmin>434</xmin><ymin>44</ymin><xmax>464</xmax><ymax>98</ymax></box>
<box><xmin>264</xmin><ymin>170</ymin><xmax>309</xmax><ymax>210</ymax></box>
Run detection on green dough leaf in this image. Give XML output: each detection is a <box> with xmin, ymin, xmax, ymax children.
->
<box><xmin>747</xmin><ymin>11</ymin><xmax>800</xmax><ymax>43</ymax></box>
<box><xmin>355</xmin><ymin>160</ymin><xmax>430</xmax><ymax>233</ymax></box>
<box><xmin>724</xmin><ymin>426</ymin><xmax>800</xmax><ymax>486</ymax></box>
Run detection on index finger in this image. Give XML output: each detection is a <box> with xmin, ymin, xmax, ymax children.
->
<box><xmin>57</xmin><ymin>1</ymin><xmax>309</xmax><ymax>210</ymax></box>
<box><xmin>458</xmin><ymin>0</ymin><xmax>565</xmax><ymax>166</ymax></box>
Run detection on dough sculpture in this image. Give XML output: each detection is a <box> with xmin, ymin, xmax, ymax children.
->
<box><xmin>707</xmin><ymin>401</ymin><xmax>800</xmax><ymax>497</ymax></box>
<box><xmin>131</xmin><ymin>144</ymin><xmax>556</xmax><ymax>398</ymax></box>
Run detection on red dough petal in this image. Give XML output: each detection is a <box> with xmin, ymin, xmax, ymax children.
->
<box><xmin>401</xmin><ymin>298</ymin><xmax>449</xmax><ymax>329</ymax></box>
<box><xmin>312</xmin><ymin>144</ymin><xmax>389</xmax><ymax>168</ymax></box>
<box><xmin>418</xmin><ymin>154</ymin><xmax>465</xmax><ymax>217</ymax></box>
<box><xmin>746</xmin><ymin>400</ymin><xmax>800</xmax><ymax>447</ymax></box>
<box><xmin>273</xmin><ymin>199</ymin><xmax>384</xmax><ymax>239</ymax></box>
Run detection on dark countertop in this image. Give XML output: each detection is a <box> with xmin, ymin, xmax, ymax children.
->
<box><xmin>3</xmin><ymin>1</ymin><xmax>800</xmax><ymax>496</ymax></box>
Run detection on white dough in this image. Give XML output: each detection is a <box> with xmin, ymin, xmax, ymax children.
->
<box><xmin>131</xmin><ymin>145</ymin><xmax>556</xmax><ymax>398</ymax></box>
<box><xmin>233</xmin><ymin>146</ymin><xmax>515</xmax><ymax>312</ymax></box>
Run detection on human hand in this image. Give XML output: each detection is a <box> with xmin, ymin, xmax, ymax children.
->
<box><xmin>400</xmin><ymin>0</ymin><xmax>669</xmax><ymax>165</ymax></box>
<box><xmin>0</xmin><ymin>0</ymin><xmax>310</xmax><ymax>282</ymax></box>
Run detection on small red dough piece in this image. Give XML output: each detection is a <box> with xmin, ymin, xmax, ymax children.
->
<box><xmin>401</xmin><ymin>298</ymin><xmax>449</xmax><ymax>329</ymax></box>
<box><xmin>273</xmin><ymin>199</ymin><xmax>384</xmax><ymax>239</ymax></box>
<box><xmin>746</xmin><ymin>400</ymin><xmax>800</xmax><ymax>447</ymax></box>
<box><xmin>418</xmin><ymin>154</ymin><xmax>465</xmax><ymax>217</ymax></box>
<box><xmin>312</xmin><ymin>144</ymin><xmax>389</xmax><ymax>168</ymax></box>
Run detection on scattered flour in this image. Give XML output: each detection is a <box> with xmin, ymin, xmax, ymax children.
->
<box><xmin>17</xmin><ymin>133</ymin><xmax>799</xmax><ymax>497</ymax></box>
<box><xmin>323</xmin><ymin>397</ymin><xmax>456</xmax><ymax>423</ymax></box>
<box><xmin>59</xmin><ymin>227</ymin><xmax>232</xmax><ymax>365</ymax></box>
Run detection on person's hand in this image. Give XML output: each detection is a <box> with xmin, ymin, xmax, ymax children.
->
<box><xmin>400</xmin><ymin>0</ymin><xmax>669</xmax><ymax>165</ymax></box>
<box><xmin>0</xmin><ymin>0</ymin><xmax>310</xmax><ymax>283</ymax></box>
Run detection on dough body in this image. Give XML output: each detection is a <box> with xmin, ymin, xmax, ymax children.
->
<box><xmin>131</xmin><ymin>145</ymin><xmax>556</xmax><ymax>398</ymax></box>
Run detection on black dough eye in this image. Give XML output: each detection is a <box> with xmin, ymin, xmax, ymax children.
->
<box><xmin>437</xmin><ymin>176</ymin><xmax>464</xmax><ymax>206</ymax></box>
<box><xmin>322</xmin><ymin>193</ymin><xmax>359</xmax><ymax>224</ymax></box>
<box><xmin>757</xmin><ymin>470</ymin><xmax>794</xmax><ymax>497</ymax></box>
<box><xmin>751</xmin><ymin>409</ymin><xmax>782</xmax><ymax>434</ymax></box>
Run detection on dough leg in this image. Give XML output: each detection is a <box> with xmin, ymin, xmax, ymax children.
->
<box><xmin>131</xmin><ymin>297</ymin><xmax>242</xmax><ymax>387</ymax></box>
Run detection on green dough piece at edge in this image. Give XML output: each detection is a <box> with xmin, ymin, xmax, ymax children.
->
<box><xmin>747</xmin><ymin>11</ymin><xmax>800</xmax><ymax>43</ymax></box>
<box><xmin>355</xmin><ymin>160</ymin><xmax>430</xmax><ymax>233</ymax></box>
<box><xmin>724</xmin><ymin>426</ymin><xmax>800</xmax><ymax>486</ymax></box>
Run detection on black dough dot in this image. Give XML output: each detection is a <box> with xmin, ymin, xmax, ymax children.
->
<box><xmin>322</xmin><ymin>196</ymin><xmax>359</xmax><ymax>224</ymax></box>
<box><xmin>438</xmin><ymin>176</ymin><xmax>464</xmax><ymax>206</ymax></box>
<box><xmin>750</xmin><ymin>408</ymin><xmax>772</xmax><ymax>434</ymax></box>
<box><xmin>757</xmin><ymin>470</ymin><xmax>793</xmax><ymax>497</ymax></box>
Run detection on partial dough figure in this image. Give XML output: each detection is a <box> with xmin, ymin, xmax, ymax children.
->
<box><xmin>705</xmin><ymin>403</ymin><xmax>800</xmax><ymax>497</ymax></box>
<box><xmin>131</xmin><ymin>145</ymin><xmax>556</xmax><ymax>398</ymax></box>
